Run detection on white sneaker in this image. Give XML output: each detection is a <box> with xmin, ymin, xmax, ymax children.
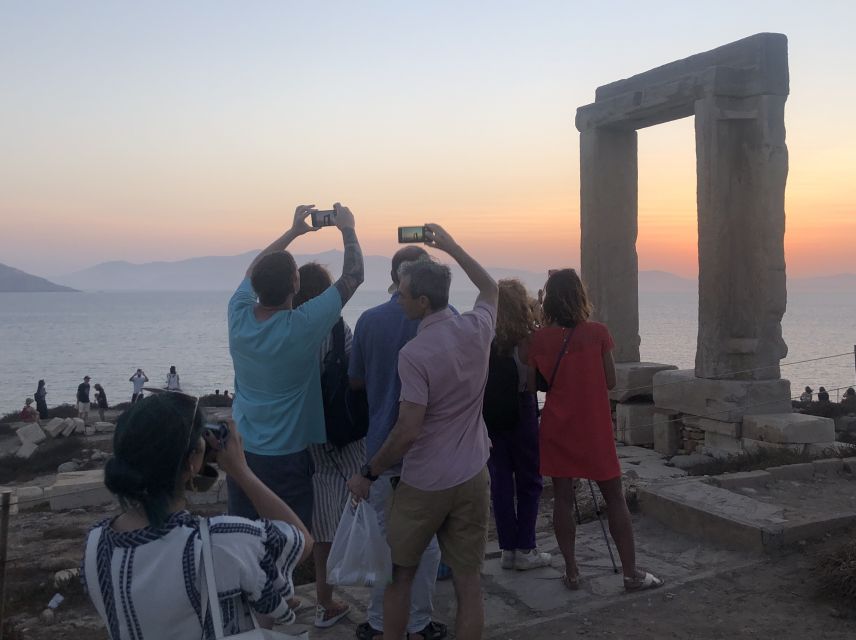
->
<box><xmin>514</xmin><ymin>548</ymin><xmax>552</xmax><ymax>570</ymax></box>
<box><xmin>500</xmin><ymin>550</ymin><xmax>515</xmax><ymax>569</ymax></box>
<box><xmin>314</xmin><ymin>603</ymin><xmax>350</xmax><ymax>628</ymax></box>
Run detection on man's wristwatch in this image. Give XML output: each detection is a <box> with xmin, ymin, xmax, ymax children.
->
<box><xmin>360</xmin><ymin>464</ymin><xmax>378</xmax><ymax>482</ymax></box>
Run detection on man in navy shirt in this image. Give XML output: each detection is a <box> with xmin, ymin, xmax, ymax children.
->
<box><xmin>348</xmin><ymin>246</ymin><xmax>446</xmax><ymax>640</ymax></box>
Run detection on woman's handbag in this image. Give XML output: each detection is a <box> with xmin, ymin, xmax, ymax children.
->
<box><xmin>199</xmin><ymin>518</ymin><xmax>308</xmax><ymax>640</ymax></box>
<box><xmin>535</xmin><ymin>328</ymin><xmax>574</xmax><ymax>392</ymax></box>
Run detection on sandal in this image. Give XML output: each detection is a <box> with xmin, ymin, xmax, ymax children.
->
<box><xmin>287</xmin><ymin>597</ymin><xmax>307</xmax><ymax>615</ymax></box>
<box><xmin>315</xmin><ymin>602</ymin><xmax>351</xmax><ymax>628</ymax></box>
<box><xmin>407</xmin><ymin>620</ymin><xmax>448</xmax><ymax>640</ymax></box>
<box><xmin>561</xmin><ymin>572</ymin><xmax>580</xmax><ymax>591</ymax></box>
<box><xmin>355</xmin><ymin>621</ymin><xmax>383</xmax><ymax>640</ymax></box>
<box><xmin>624</xmin><ymin>570</ymin><xmax>664</xmax><ymax>592</ymax></box>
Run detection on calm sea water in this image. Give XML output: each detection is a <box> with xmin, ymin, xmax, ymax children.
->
<box><xmin>0</xmin><ymin>290</ymin><xmax>853</xmax><ymax>415</ymax></box>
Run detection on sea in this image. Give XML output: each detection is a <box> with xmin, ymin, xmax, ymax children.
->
<box><xmin>1</xmin><ymin>290</ymin><xmax>854</xmax><ymax>416</ymax></box>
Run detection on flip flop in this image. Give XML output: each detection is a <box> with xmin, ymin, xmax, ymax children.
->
<box><xmin>624</xmin><ymin>570</ymin><xmax>664</xmax><ymax>592</ymax></box>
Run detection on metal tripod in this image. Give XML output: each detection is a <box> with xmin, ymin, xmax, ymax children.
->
<box><xmin>574</xmin><ymin>479</ymin><xmax>619</xmax><ymax>574</ymax></box>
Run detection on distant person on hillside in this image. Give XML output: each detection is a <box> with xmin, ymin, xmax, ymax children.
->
<box><xmin>799</xmin><ymin>386</ymin><xmax>812</xmax><ymax>403</ymax></box>
<box><xmin>226</xmin><ymin>203</ymin><xmax>363</xmax><ymax>535</ymax></box>
<box><xmin>77</xmin><ymin>376</ymin><xmax>92</xmax><ymax>423</ymax></box>
<box><xmin>20</xmin><ymin>398</ymin><xmax>38</xmax><ymax>423</ymax></box>
<box><xmin>165</xmin><ymin>366</ymin><xmax>181</xmax><ymax>391</ymax></box>
<box><xmin>529</xmin><ymin>269</ymin><xmax>663</xmax><ymax>593</ymax></box>
<box><xmin>129</xmin><ymin>369</ymin><xmax>148</xmax><ymax>403</ymax></box>
<box><xmin>223</xmin><ymin>389</ymin><xmax>230</xmax><ymax>400</ymax></box>
<box><xmin>34</xmin><ymin>379</ymin><xmax>48</xmax><ymax>420</ymax></box>
<box><xmin>94</xmin><ymin>384</ymin><xmax>109</xmax><ymax>422</ymax></box>
<box><xmin>842</xmin><ymin>388</ymin><xmax>856</xmax><ymax>413</ymax></box>
<box><xmin>818</xmin><ymin>386</ymin><xmax>830</xmax><ymax>403</ymax></box>
<box><xmin>215</xmin><ymin>389</ymin><xmax>221</xmax><ymax>396</ymax></box>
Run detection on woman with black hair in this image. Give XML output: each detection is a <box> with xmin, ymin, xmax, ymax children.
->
<box><xmin>82</xmin><ymin>392</ymin><xmax>313</xmax><ymax>639</ymax></box>
<box><xmin>34</xmin><ymin>379</ymin><xmax>48</xmax><ymax>420</ymax></box>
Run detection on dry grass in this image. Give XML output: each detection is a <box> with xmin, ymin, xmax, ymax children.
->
<box><xmin>817</xmin><ymin>539</ymin><xmax>856</xmax><ymax>607</ymax></box>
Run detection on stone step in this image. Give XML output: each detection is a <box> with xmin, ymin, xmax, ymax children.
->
<box><xmin>638</xmin><ymin>478</ymin><xmax>856</xmax><ymax>552</ymax></box>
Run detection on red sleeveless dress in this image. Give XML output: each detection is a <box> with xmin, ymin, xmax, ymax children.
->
<box><xmin>529</xmin><ymin>322</ymin><xmax>621</xmax><ymax>481</ymax></box>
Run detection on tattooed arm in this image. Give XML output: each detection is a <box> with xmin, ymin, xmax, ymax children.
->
<box><xmin>244</xmin><ymin>204</ymin><xmax>318</xmax><ymax>278</ymax></box>
<box><xmin>332</xmin><ymin>203</ymin><xmax>365</xmax><ymax>304</ymax></box>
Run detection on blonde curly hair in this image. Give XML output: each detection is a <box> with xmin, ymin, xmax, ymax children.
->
<box><xmin>495</xmin><ymin>279</ymin><xmax>537</xmax><ymax>356</ymax></box>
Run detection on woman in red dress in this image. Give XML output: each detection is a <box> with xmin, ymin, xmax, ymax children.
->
<box><xmin>528</xmin><ymin>269</ymin><xmax>662</xmax><ymax>592</ymax></box>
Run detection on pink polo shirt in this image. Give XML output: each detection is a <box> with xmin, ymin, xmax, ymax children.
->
<box><xmin>397</xmin><ymin>301</ymin><xmax>495</xmax><ymax>491</ymax></box>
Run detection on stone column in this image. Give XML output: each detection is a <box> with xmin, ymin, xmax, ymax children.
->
<box><xmin>580</xmin><ymin>127</ymin><xmax>640</xmax><ymax>363</ymax></box>
<box><xmin>694</xmin><ymin>94</ymin><xmax>789</xmax><ymax>380</ymax></box>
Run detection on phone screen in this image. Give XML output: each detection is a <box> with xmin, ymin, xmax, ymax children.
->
<box><xmin>310</xmin><ymin>209</ymin><xmax>337</xmax><ymax>228</ymax></box>
<box><xmin>398</xmin><ymin>226</ymin><xmax>425</xmax><ymax>243</ymax></box>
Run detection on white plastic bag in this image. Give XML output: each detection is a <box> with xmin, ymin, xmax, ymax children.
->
<box><xmin>326</xmin><ymin>500</ymin><xmax>391</xmax><ymax>587</ymax></box>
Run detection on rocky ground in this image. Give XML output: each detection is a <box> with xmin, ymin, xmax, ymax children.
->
<box><xmin>2</xmin><ymin>416</ymin><xmax>855</xmax><ymax>639</ymax></box>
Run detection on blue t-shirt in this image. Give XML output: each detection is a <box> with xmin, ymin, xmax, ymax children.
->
<box><xmin>228</xmin><ymin>278</ymin><xmax>342</xmax><ymax>455</ymax></box>
<box><xmin>349</xmin><ymin>294</ymin><xmax>420</xmax><ymax>463</ymax></box>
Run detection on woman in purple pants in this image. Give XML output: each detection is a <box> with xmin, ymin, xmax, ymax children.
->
<box><xmin>484</xmin><ymin>279</ymin><xmax>551</xmax><ymax>571</ymax></box>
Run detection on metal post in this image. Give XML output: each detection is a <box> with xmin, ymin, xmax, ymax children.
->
<box><xmin>0</xmin><ymin>490</ymin><xmax>12</xmax><ymax>640</ymax></box>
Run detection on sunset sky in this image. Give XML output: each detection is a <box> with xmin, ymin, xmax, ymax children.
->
<box><xmin>2</xmin><ymin>1</ymin><xmax>854</xmax><ymax>278</ymax></box>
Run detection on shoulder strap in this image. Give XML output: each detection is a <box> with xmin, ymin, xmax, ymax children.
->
<box><xmin>333</xmin><ymin>318</ymin><xmax>345</xmax><ymax>358</ymax></box>
<box><xmin>84</xmin><ymin>527</ymin><xmax>108</xmax><ymax>621</ymax></box>
<box><xmin>548</xmin><ymin>328</ymin><xmax>574</xmax><ymax>388</ymax></box>
<box><xmin>199</xmin><ymin>518</ymin><xmax>225</xmax><ymax>639</ymax></box>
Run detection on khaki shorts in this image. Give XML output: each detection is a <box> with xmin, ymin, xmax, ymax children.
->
<box><xmin>387</xmin><ymin>466</ymin><xmax>490</xmax><ymax>574</ymax></box>
<box><xmin>77</xmin><ymin>402</ymin><xmax>90</xmax><ymax>415</ymax></box>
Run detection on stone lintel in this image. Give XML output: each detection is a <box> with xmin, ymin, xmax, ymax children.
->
<box><xmin>576</xmin><ymin>65</ymin><xmax>762</xmax><ymax>131</ymax></box>
<box><xmin>595</xmin><ymin>33</ymin><xmax>788</xmax><ymax>102</ymax></box>
<box><xmin>653</xmin><ymin>369</ymin><xmax>792</xmax><ymax>422</ymax></box>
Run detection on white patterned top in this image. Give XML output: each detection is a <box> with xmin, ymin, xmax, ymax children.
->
<box><xmin>82</xmin><ymin>511</ymin><xmax>304</xmax><ymax>640</ymax></box>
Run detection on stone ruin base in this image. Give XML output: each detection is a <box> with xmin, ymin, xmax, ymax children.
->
<box><xmin>647</xmin><ymin>369</ymin><xmax>836</xmax><ymax>458</ymax></box>
<box><xmin>609</xmin><ymin>366</ymin><xmax>837</xmax><ymax>458</ymax></box>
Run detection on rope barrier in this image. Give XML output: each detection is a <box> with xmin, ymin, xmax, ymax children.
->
<box><xmin>608</xmin><ymin>350</ymin><xmax>854</xmax><ymax>396</ymax></box>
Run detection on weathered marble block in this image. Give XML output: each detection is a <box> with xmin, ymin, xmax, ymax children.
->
<box><xmin>653</xmin><ymin>369</ymin><xmax>791</xmax><ymax>422</ymax></box>
<box><xmin>742</xmin><ymin>413</ymin><xmax>834</xmax><ymax>444</ymax></box>
<box><xmin>610</xmin><ymin>362</ymin><xmax>678</xmax><ymax>402</ymax></box>
<box><xmin>616</xmin><ymin>401</ymin><xmax>656</xmax><ymax>446</ymax></box>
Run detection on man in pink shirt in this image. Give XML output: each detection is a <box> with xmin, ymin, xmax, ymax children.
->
<box><xmin>348</xmin><ymin>224</ymin><xmax>497</xmax><ymax>640</ymax></box>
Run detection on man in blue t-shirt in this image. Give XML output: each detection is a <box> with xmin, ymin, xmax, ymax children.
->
<box><xmin>347</xmin><ymin>246</ymin><xmax>446</xmax><ymax>640</ymax></box>
<box><xmin>227</xmin><ymin>203</ymin><xmax>364</xmax><ymax>526</ymax></box>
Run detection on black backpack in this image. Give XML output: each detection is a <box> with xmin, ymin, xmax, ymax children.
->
<box><xmin>482</xmin><ymin>341</ymin><xmax>521</xmax><ymax>434</ymax></box>
<box><xmin>321</xmin><ymin>319</ymin><xmax>369</xmax><ymax>448</ymax></box>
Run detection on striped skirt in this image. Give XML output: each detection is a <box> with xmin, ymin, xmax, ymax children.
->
<box><xmin>309</xmin><ymin>439</ymin><xmax>366</xmax><ymax>542</ymax></box>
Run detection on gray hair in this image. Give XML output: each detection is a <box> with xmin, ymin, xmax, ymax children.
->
<box><xmin>398</xmin><ymin>260</ymin><xmax>452</xmax><ymax>311</ymax></box>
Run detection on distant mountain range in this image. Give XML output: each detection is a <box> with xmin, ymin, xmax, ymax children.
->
<box><xmin>37</xmin><ymin>252</ymin><xmax>856</xmax><ymax>294</ymax></box>
<box><xmin>0</xmin><ymin>262</ymin><xmax>78</xmax><ymax>292</ymax></box>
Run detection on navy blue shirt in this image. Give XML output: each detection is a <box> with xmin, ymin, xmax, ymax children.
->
<box><xmin>349</xmin><ymin>293</ymin><xmax>419</xmax><ymax>466</ymax></box>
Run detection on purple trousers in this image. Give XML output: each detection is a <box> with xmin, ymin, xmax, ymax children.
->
<box><xmin>487</xmin><ymin>393</ymin><xmax>543</xmax><ymax>551</ymax></box>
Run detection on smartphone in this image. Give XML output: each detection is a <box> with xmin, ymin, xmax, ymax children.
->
<box><xmin>310</xmin><ymin>209</ymin><xmax>337</xmax><ymax>228</ymax></box>
<box><xmin>398</xmin><ymin>226</ymin><xmax>427</xmax><ymax>243</ymax></box>
<box><xmin>203</xmin><ymin>422</ymin><xmax>229</xmax><ymax>448</ymax></box>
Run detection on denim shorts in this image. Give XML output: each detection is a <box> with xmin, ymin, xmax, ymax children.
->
<box><xmin>226</xmin><ymin>448</ymin><xmax>315</xmax><ymax>527</ymax></box>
